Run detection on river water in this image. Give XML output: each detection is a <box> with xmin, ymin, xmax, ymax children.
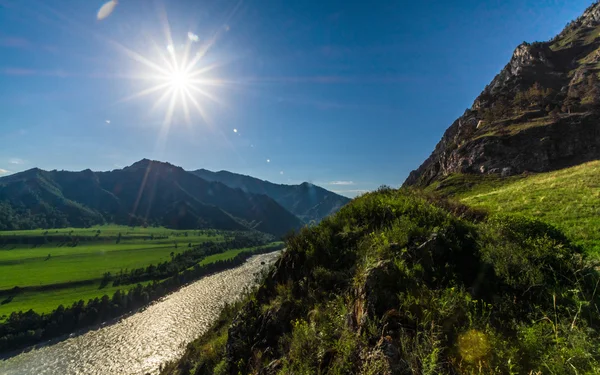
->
<box><xmin>0</xmin><ymin>252</ymin><xmax>279</xmax><ymax>375</ymax></box>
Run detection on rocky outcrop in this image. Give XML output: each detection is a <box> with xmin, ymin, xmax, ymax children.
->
<box><xmin>404</xmin><ymin>2</ymin><xmax>600</xmax><ymax>187</ymax></box>
<box><xmin>405</xmin><ymin>113</ymin><xmax>600</xmax><ymax>186</ymax></box>
<box><xmin>476</xmin><ymin>43</ymin><xmax>557</xmax><ymax>107</ymax></box>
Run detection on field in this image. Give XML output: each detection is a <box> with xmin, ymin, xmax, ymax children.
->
<box><xmin>0</xmin><ymin>225</ymin><xmax>225</xmax><ymax>289</ymax></box>
<box><xmin>0</xmin><ymin>281</ymin><xmax>152</xmax><ymax>319</ymax></box>
<box><xmin>0</xmin><ymin>225</ymin><xmax>278</xmax><ymax>320</ymax></box>
<box><xmin>428</xmin><ymin>161</ymin><xmax>600</xmax><ymax>253</ymax></box>
<box><xmin>198</xmin><ymin>247</ymin><xmax>264</xmax><ymax>266</ymax></box>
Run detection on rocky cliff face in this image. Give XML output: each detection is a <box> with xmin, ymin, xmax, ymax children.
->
<box><xmin>404</xmin><ymin>1</ymin><xmax>600</xmax><ymax>187</ymax></box>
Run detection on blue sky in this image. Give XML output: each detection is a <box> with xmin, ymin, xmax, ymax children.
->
<box><xmin>0</xmin><ymin>0</ymin><xmax>592</xmax><ymax>197</ymax></box>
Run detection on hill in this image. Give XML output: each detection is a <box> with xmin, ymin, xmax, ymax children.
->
<box><xmin>404</xmin><ymin>2</ymin><xmax>600</xmax><ymax>187</ymax></box>
<box><xmin>425</xmin><ymin>160</ymin><xmax>600</xmax><ymax>253</ymax></box>
<box><xmin>0</xmin><ymin>160</ymin><xmax>304</xmax><ymax>237</ymax></box>
<box><xmin>162</xmin><ymin>189</ymin><xmax>600</xmax><ymax>375</ymax></box>
<box><xmin>191</xmin><ymin>169</ymin><xmax>350</xmax><ymax>223</ymax></box>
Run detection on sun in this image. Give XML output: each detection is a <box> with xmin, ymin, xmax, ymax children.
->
<box><xmin>168</xmin><ymin>69</ymin><xmax>190</xmax><ymax>91</ymax></box>
<box><xmin>114</xmin><ymin>21</ymin><xmax>227</xmax><ymax>135</ymax></box>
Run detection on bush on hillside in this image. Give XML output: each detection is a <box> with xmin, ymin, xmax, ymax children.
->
<box><xmin>163</xmin><ymin>189</ymin><xmax>600</xmax><ymax>375</ymax></box>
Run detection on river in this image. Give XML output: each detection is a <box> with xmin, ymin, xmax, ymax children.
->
<box><xmin>0</xmin><ymin>252</ymin><xmax>279</xmax><ymax>375</ymax></box>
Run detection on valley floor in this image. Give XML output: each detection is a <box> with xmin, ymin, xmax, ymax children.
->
<box><xmin>0</xmin><ymin>225</ymin><xmax>274</xmax><ymax>320</ymax></box>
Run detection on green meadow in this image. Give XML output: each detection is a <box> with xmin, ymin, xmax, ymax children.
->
<box><xmin>428</xmin><ymin>161</ymin><xmax>600</xmax><ymax>253</ymax></box>
<box><xmin>0</xmin><ymin>225</ymin><xmax>225</xmax><ymax>289</ymax></box>
<box><xmin>0</xmin><ymin>281</ymin><xmax>152</xmax><ymax>319</ymax></box>
<box><xmin>0</xmin><ymin>225</ymin><xmax>277</xmax><ymax>320</ymax></box>
<box><xmin>198</xmin><ymin>246</ymin><xmax>270</xmax><ymax>266</ymax></box>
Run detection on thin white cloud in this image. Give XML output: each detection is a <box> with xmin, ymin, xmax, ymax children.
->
<box><xmin>9</xmin><ymin>158</ymin><xmax>24</xmax><ymax>165</ymax></box>
<box><xmin>280</xmin><ymin>171</ymin><xmax>284</xmax><ymax>175</ymax></box>
<box><xmin>105</xmin><ymin>120</ymin><xmax>111</xmax><ymax>124</ymax></box>
<box><xmin>97</xmin><ymin>0</ymin><xmax>118</xmax><ymax>21</ymax></box>
<box><xmin>328</xmin><ymin>181</ymin><xmax>355</xmax><ymax>185</ymax></box>
<box><xmin>332</xmin><ymin>189</ymin><xmax>369</xmax><ymax>197</ymax></box>
<box><xmin>0</xmin><ymin>168</ymin><xmax>10</xmax><ymax>175</ymax></box>
<box><xmin>187</xmin><ymin>32</ymin><xmax>199</xmax><ymax>42</ymax></box>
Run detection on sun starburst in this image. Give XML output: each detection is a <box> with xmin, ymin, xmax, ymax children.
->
<box><xmin>126</xmin><ymin>42</ymin><xmax>223</xmax><ymax>131</ymax></box>
<box><xmin>112</xmin><ymin>11</ymin><xmax>231</xmax><ymax>145</ymax></box>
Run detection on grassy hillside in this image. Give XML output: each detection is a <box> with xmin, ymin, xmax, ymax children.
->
<box><xmin>162</xmin><ymin>188</ymin><xmax>600</xmax><ymax>375</ymax></box>
<box><xmin>427</xmin><ymin>161</ymin><xmax>600</xmax><ymax>253</ymax></box>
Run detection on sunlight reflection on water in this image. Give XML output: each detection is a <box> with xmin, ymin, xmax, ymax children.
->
<box><xmin>0</xmin><ymin>252</ymin><xmax>279</xmax><ymax>375</ymax></box>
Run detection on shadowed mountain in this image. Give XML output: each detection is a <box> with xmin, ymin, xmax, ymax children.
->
<box><xmin>404</xmin><ymin>2</ymin><xmax>600</xmax><ymax>187</ymax></box>
<box><xmin>191</xmin><ymin>169</ymin><xmax>351</xmax><ymax>223</ymax></box>
<box><xmin>0</xmin><ymin>159</ymin><xmax>304</xmax><ymax>236</ymax></box>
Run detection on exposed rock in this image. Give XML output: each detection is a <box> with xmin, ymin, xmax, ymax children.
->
<box><xmin>261</xmin><ymin>359</ymin><xmax>282</xmax><ymax>375</ymax></box>
<box><xmin>580</xmin><ymin>2</ymin><xmax>600</xmax><ymax>28</ymax></box>
<box><xmin>357</xmin><ymin>335</ymin><xmax>407</xmax><ymax>375</ymax></box>
<box><xmin>501</xmin><ymin>167</ymin><xmax>513</xmax><ymax>177</ymax></box>
<box><xmin>352</xmin><ymin>260</ymin><xmax>402</xmax><ymax>332</ymax></box>
<box><xmin>405</xmin><ymin>113</ymin><xmax>600</xmax><ymax>186</ymax></box>
<box><xmin>403</xmin><ymin>2</ymin><xmax>600</xmax><ymax>188</ymax></box>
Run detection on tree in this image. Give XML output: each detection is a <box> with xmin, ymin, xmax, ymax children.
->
<box><xmin>587</xmin><ymin>74</ymin><xmax>600</xmax><ymax>110</ymax></box>
<box><xmin>587</xmin><ymin>73</ymin><xmax>598</xmax><ymax>90</ymax></box>
<box><xmin>563</xmin><ymin>95</ymin><xmax>581</xmax><ymax>114</ymax></box>
<box><xmin>513</xmin><ymin>91</ymin><xmax>528</xmax><ymax>110</ymax></box>
<box><xmin>100</xmin><ymin>272</ymin><xmax>112</xmax><ymax>289</ymax></box>
<box><xmin>550</xmin><ymin>107</ymin><xmax>561</xmax><ymax>122</ymax></box>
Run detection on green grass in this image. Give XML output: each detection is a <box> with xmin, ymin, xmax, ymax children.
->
<box><xmin>0</xmin><ymin>225</ymin><xmax>227</xmax><ymax>289</ymax></box>
<box><xmin>198</xmin><ymin>243</ymin><xmax>283</xmax><ymax>266</ymax></box>
<box><xmin>430</xmin><ymin>161</ymin><xmax>600</xmax><ymax>253</ymax></box>
<box><xmin>0</xmin><ymin>241</ymin><xmax>282</xmax><ymax>321</ymax></box>
<box><xmin>0</xmin><ymin>281</ymin><xmax>151</xmax><ymax>320</ymax></box>
<box><xmin>471</xmin><ymin>112</ymin><xmax>557</xmax><ymax>141</ymax></box>
<box><xmin>550</xmin><ymin>24</ymin><xmax>600</xmax><ymax>51</ymax></box>
<box><xmin>0</xmin><ymin>242</ymin><xmax>173</xmax><ymax>261</ymax></box>
<box><xmin>0</xmin><ymin>224</ymin><xmax>224</xmax><ymax>239</ymax></box>
<box><xmin>198</xmin><ymin>242</ymin><xmax>283</xmax><ymax>266</ymax></box>
<box><xmin>0</xmin><ymin>245</ymin><xmax>181</xmax><ymax>289</ymax></box>
<box><xmin>0</xmin><ymin>226</ymin><xmax>242</xmax><ymax>320</ymax></box>
<box><xmin>168</xmin><ymin>188</ymin><xmax>600</xmax><ymax>374</ymax></box>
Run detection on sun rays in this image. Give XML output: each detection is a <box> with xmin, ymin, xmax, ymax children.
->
<box><xmin>119</xmin><ymin>36</ymin><xmax>224</xmax><ymax>133</ymax></box>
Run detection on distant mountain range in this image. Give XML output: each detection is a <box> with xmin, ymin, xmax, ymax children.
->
<box><xmin>0</xmin><ymin>159</ymin><xmax>349</xmax><ymax>236</ymax></box>
<box><xmin>191</xmin><ymin>169</ymin><xmax>350</xmax><ymax>223</ymax></box>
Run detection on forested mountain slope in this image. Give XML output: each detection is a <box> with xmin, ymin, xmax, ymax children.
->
<box><xmin>191</xmin><ymin>169</ymin><xmax>350</xmax><ymax>223</ymax></box>
<box><xmin>0</xmin><ymin>160</ymin><xmax>304</xmax><ymax>236</ymax></box>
